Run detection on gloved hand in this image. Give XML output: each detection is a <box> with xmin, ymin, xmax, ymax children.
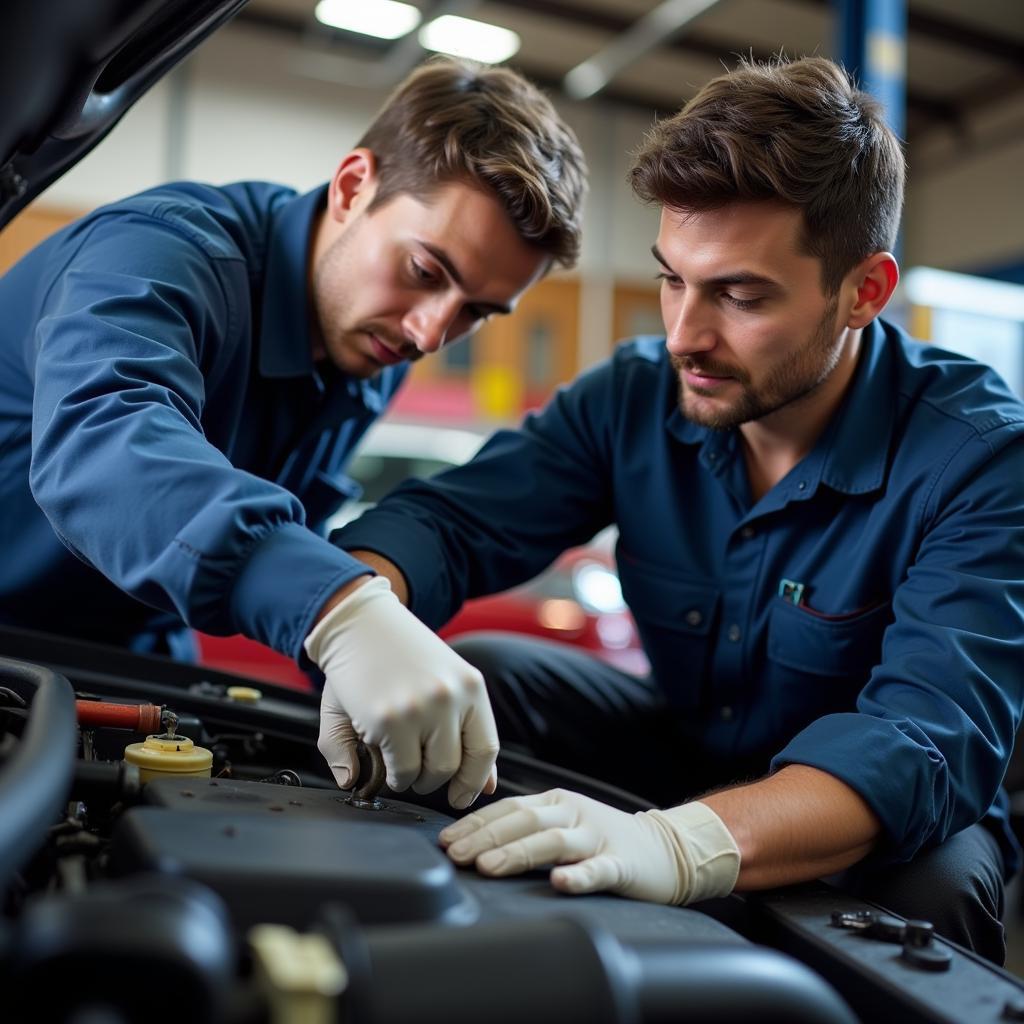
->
<box><xmin>438</xmin><ymin>788</ymin><xmax>740</xmax><ymax>904</ymax></box>
<box><xmin>305</xmin><ymin>576</ymin><xmax>499</xmax><ymax>809</ymax></box>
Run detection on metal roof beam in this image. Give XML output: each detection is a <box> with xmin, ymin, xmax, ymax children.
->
<box><xmin>561</xmin><ymin>0</ymin><xmax>723</xmax><ymax>99</ymax></box>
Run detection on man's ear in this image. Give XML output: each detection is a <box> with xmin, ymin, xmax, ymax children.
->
<box><xmin>326</xmin><ymin>148</ymin><xmax>378</xmax><ymax>225</ymax></box>
<box><xmin>845</xmin><ymin>252</ymin><xmax>899</xmax><ymax>329</ymax></box>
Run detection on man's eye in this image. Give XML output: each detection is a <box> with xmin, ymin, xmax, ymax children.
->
<box><xmin>724</xmin><ymin>294</ymin><xmax>762</xmax><ymax>311</ymax></box>
<box><xmin>654</xmin><ymin>271</ymin><xmax>681</xmax><ymax>286</ymax></box>
<box><xmin>411</xmin><ymin>259</ymin><xmax>437</xmax><ymax>284</ymax></box>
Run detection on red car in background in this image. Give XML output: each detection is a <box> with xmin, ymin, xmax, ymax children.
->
<box><xmin>196</xmin><ymin>420</ymin><xmax>648</xmax><ymax>689</ymax></box>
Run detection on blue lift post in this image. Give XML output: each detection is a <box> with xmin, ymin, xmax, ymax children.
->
<box><xmin>833</xmin><ymin>0</ymin><xmax>907</xmax><ymax>142</ymax></box>
<box><xmin>833</xmin><ymin>0</ymin><xmax>907</xmax><ymax>259</ymax></box>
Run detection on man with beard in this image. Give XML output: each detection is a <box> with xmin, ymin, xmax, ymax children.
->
<box><xmin>332</xmin><ymin>56</ymin><xmax>1024</xmax><ymax>963</ymax></box>
<box><xmin>0</xmin><ymin>57</ymin><xmax>587</xmax><ymax>812</ymax></box>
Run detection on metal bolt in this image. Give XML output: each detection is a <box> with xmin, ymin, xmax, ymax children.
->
<box><xmin>903</xmin><ymin>920</ymin><xmax>935</xmax><ymax>948</ymax></box>
<box><xmin>900</xmin><ymin>920</ymin><xmax>951</xmax><ymax>972</ymax></box>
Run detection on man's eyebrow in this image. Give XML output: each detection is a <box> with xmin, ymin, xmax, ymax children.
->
<box><xmin>419</xmin><ymin>240</ymin><xmax>512</xmax><ymax>316</ymax></box>
<box><xmin>420</xmin><ymin>241</ymin><xmax>465</xmax><ymax>287</ymax></box>
<box><xmin>651</xmin><ymin>244</ymin><xmax>672</xmax><ymax>270</ymax></box>
<box><xmin>704</xmin><ymin>271</ymin><xmax>782</xmax><ymax>290</ymax></box>
<box><xmin>650</xmin><ymin>245</ymin><xmax>782</xmax><ymax>291</ymax></box>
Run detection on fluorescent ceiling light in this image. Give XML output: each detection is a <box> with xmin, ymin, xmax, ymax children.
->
<box><xmin>314</xmin><ymin>0</ymin><xmax>422</xmax><ymax>40</ymax></box>
<box><xmin>418</xmin><ymin>15</ymin><xmax>520</xmax><ymax>64</ymax></box>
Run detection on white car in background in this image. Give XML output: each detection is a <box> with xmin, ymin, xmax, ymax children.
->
<box><xmin>327</xmin><ymin>420</ymin><xmax>489</xmax><ymax>530</ymax></box>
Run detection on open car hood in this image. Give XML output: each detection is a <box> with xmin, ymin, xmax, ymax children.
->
<box><xmin>0</xmin><ymin>0</ymin><xmax>247</xmax><ymax>231</ymax></box>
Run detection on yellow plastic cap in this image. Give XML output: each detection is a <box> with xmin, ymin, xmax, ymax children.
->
<box><xmin>227</xmin><ymin>685</ymin><xmax>263</xmax><ymax>704</ymax></box>
<box><xmin>123</xmin><ymin>733</ymin><xmax>214</xmax><ymax>782</ymax></box>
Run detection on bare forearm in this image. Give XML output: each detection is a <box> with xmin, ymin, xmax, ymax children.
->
<box><xmin>313</xmin><ymin>550</ymin><xmax>410</xmax><ymax>625</ymax></box>
<box><xmin>347</xmin><ymin>550</ymin><xmax>409</xmax><ymax>604</ymax></box>
<box><xmin>700</xmin><ymin>764</ymin><xmax>881</xmax><ymax>890</ymax></box>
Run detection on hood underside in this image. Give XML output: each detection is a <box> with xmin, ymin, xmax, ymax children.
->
<box><xmin>0</xmin><ymin>0</ymin><xmax>247</xmax><ymax>231</ymax></box>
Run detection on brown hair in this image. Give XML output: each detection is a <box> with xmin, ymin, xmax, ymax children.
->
<box><xmin>357</xmin><ymin>56</ymin><xmax>587</xmax><ymax>269</ymax></box>
<box><xmin>630</xmin><ymin>56</ymin><xmax>905</xmax><ymax>292</ymax></box>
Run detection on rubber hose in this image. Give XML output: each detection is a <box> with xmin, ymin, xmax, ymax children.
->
<box><xmin>0</xmin><ymin>656</ymin><xmax>77</xmax><ymax>892</ymax></box>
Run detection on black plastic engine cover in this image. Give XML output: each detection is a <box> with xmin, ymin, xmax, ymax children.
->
<box><xmin>110</xmin><ymin>804</ymin><xmax>472</xmax><ymax>930</ymax></box>
<box><xmin>128</xmin><ymin>776</ymin><xmax>748</xmax><ymax>947</ymax></box>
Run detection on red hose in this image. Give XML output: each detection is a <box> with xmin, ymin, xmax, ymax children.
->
<box><xmin>75</xmin><ymin>700</ymin><xmax>163</xmax><ymax>733</ymax></box>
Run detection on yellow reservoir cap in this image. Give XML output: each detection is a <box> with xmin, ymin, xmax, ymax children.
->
<box><xmin>124</xmin><ymin>733</ymin><xmax>214</xmax><ymax>783</ymax></box>
<box><xmin>227</xmin><ymin>685</ymin><xmax>263</xmax><ymax>704</ymax></box>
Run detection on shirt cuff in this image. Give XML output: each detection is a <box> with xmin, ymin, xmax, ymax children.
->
<box><xmin>771</xmin><ymin>711</ymin><xmax>947</xmax><ymax>863</ymax></box>
<box><xmin>230</xmin><ymin>523</ymin><xmax>375</xmax><ymax>659</ymax></box>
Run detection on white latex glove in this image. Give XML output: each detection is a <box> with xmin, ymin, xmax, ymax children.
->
<box><xmin>438</xmin><ymin>788</ymin><xmax>740</xmax><ymax>905</ymax></box>
<box><xmin>305</xmin><ymin>576</ymin><xmax>499</xmax><ymax>809</ymax></box>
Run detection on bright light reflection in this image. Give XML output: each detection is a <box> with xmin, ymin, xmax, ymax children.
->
<box><xmin>538</xmin><ymin>599</ymin><xmax>587</xmax><ymax>632</ymax></box>
<box><xmin>314</xmin><ymin>0</ymin><xmax>421</xmax><ymax>40</ymax></box>
<box><xmin>574</xmin><ymin>563</ymin><xmax>625</xmax><ymax>613</ymax></box>
<box><xmin>418</xmin><ymin>15</ymin><xmax>521</xmax><ymax>64</ymax></box>
<box><xmin>596</xmin><ymin>614</ymin><xmax>634</xmax><ymax>649</ymax></box>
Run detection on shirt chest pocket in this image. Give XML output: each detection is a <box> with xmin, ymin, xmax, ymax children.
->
<box><xmin>766</xmin><ymin>598</ymin><xmax>892</xmax><ymax>745</ymax></box>
<box><xmin>617</xmin><ymin>554</ymin><xmax>720</xmax><ymax>709</ymax></box>
<box><xmin>767</xmin><ymin>597</ymin><xmax>892</xmax><ymax>678</ymax></box>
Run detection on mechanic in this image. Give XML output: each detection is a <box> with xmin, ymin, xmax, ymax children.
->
<box><xmin>0</xmin><ymin>57</ymin><xmax>587</xmax><ymax>811</ymax></box>
<box><xmin>332</xmin><ymin>56</ymin><xmax>1024</xmax><ymax>963</ymax></box>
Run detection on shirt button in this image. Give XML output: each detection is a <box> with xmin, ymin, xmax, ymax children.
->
<box><xmin>727</xmin><ymin>624</ymin><xmax>741</xmax><ymax>643</ymax></box>
<box><xmin>720</xmin><ymin>706</ymin><xmax>734</xmax><ymax>721</ymax></box>
<box><xmin>740</xmin><ymin>525</ymin><xmax>755</xmax><ymax>540</ymax></box>
<box><xmin>797</xmin><ymin>480</ymin><xmax>807</xmax><ymax>491</ymax></box>
<box><xmin>685</xmin><ymin>609</ymin><xmax>703</xmax><ymax>627</ymax></box>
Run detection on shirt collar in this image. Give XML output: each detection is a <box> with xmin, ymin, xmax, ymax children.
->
<box><xmin>259</xmin><ymin>184</ymin><xmax>327</xmax><ymax>380</ymax></box>
<box><xmin>818</xmin><ymin>318</ymin><xmax>895</xmax><ymax>495</ymax></box>
<box><xmin>663</xmin><ymin>317</ymin><xmax>897</xmax><ymax>497</ymax></box>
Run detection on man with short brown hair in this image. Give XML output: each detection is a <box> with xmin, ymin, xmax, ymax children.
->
<box><xmin>334</xmin><ymin>57</ymin><xmax>1023</xmax><ymax>962</ymax></box>
<box><xmin>0</xmin><ymin>56</ymin><xmax>587</xmax><ymax>812</ymax></box>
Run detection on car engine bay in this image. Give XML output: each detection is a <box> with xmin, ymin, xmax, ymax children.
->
<box><xmin>1</xmin><ymin>629</ymin><xmax>1021</xmax><ymax>1024</ymax></box>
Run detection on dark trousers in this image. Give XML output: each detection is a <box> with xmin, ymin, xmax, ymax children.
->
<box><xmin>452</xmin><ymin>632</ymin><xmax>1008</xmax><ymax>965</ymax></box>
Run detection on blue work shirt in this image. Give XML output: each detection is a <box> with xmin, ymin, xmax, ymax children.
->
<box><xmin>334</xmin><ymin>320</ymin><xmax>1024</xmax><ymax>869</ymax></box>
<box><xmin>0</xmin><ymin>181</ymin><xmax>403</xmax><ymax>658</ymax></box>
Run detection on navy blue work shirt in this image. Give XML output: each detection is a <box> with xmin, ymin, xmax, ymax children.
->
<box><xmin>334</xmin><ymin>320</ymin><xmax>1024</xmax><ymax>869</ymax></box>
<box><xmin>0</xmin><ymin>181</ymin><xmax>403</xmax><ymax>658</ymax></box>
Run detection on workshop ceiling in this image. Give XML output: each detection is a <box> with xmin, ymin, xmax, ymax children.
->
<box><xmin>238</xmin><ymin>0</ymin><xmax>1024</xmax><ymax>144</ymax></box>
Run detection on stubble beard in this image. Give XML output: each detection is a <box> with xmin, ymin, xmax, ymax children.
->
<box><xmin>312</xmin><ymin>232</ymin><xmax>362</xmax><ymax>375</ymax></box>
<box><xmin>672</xmin><ymin>296</ymin><xmax>841</xmax><ymax>430</ymax></box>
<box><xmin>312</xmin><ymin>227</ymin><xmax>410</xmax><ymax>380</ymax></box>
